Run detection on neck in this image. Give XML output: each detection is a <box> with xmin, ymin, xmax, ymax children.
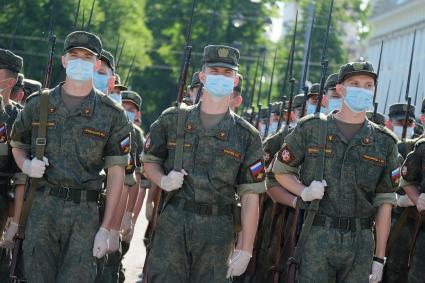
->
<box><xmin>1</xmin><ymin>90</ymin><xmax>11</xmax><ymax>106</ymax></box>
<box><xmin>63</xmin><ymin>78</ymin><xmax>93</xmax><ymax>97</ymax></box>
<box><xmin>200</xmin><ymin>91</ymin><xmax>229</xmax><ymax>114</ymax></box>
<box><xmin>335</xmin><ymin>104</ymin><xmax>365</xmax><ymax>124</ymax></box>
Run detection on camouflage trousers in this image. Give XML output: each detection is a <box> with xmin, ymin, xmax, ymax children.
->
<box><xmin>23</xmin><ymin>189</ymin><xmax>99</xmax><ymax>283</ymax></box>
<box><xmin>408</xmin><ymin>228</ymin><xmax>425</xmax><ymax>283</ymax></box>
<box><xmin>146</xmin><ymin>202</ymin><xmax>234</xmax><ymax>283</ymax></box>
<box><xmin>298</xmin><ymin>225</ymin><xmax>374</xmax><ymax>283</ymax></box>
<box><xmin>95</xmin><ymin>240</ymin><xmax>130</xmax><ymax>283</ymax></box>
<box><xmin>383</xmin><ymin>207</ymin><xmax>416</xmax><ymax>283</ymax></box>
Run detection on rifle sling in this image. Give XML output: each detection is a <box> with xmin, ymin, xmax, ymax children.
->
<box><xmin>17</xmin><ymin>89</ymin><xmax>49</xmax><ymax>239</ymax></box>
<box><xmin>292</xmin><ymin>113</ymin><xmax>328</xmax><ymax>264</ymax></box>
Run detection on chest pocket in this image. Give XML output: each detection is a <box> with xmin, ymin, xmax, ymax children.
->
<box><xmin>356</xmin><ymin>147</ymin><xmax>386</xmax><ymax>193</ymax></box>
<box><xmin>77</xmin><ymin>126</ymin><xmax>108</xmax><ymax>166</ymax></box>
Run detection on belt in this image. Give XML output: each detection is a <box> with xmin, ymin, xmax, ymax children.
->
<box><xmin>38</xmin><ymin>186</ymin><xmax>99</xmax><ymax>203</ymax></box>
<box><xmin>168</xmin><ymin>197</ymin><xmax>233</xmax><ymax>216</ymax></box>
<box><xmin>313</xmin><ymin>214</ymin><xmax>373</xmax><ymax>232</ymax></box>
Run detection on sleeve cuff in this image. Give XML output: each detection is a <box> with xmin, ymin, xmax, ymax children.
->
<box><xmin>373</xmin><ymin>193</ymin><xmax>397</xmax><ymax>207</ymax></box>
<box><xmin>272</xmin><ymin>159</ymin><xmax>299</xmax><ymax>176</ymax></box>
<box><xmin>13</xmin><ymin>172</ymin><xmax>27</xmax><ymax>185</ymax></box>
<box><xmin>141</xmin><ymin>152</ymin><xmax>163</xmax><ymax>164</ymax></box>
<box><xmin>10</xmin><ymin>140</ymin><xmax>31</xmax><ymax>150</ymax></box>
<box><xmin>125</xmin><ymin>173</ymin><xmax>137</xmax><ymax>186</ymax></box>
<box><xmin>237</xmin><ymin>181</ymin><xmax>266</xmax><ymax>196</ymax></box>
<box><xmin>104</xmin><ymin>155</ymin><xmax>129</xmax><ymax>169</ymax></box>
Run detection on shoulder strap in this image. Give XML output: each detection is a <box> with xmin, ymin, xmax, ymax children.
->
<box><xmin>292</xmin><ymin>113</ymin><xmax>328</xmax><ymax>264</ymax></box>
<box><xmin>173</xmin><ymin>104</ymin><xmax>188</xmax><ymax>171</ymax></box>
<box><xmin>17</xmin><ymin>89</ymin><xmax>50</xmax><ymax>239</ymax></box>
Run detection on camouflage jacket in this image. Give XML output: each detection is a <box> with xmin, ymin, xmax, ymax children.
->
<box><xmin>272</xmin><ymin>114</ymin><xmax>399</xmax><ymax>218</ymax></box>
<box><xmin>11</xmin><ymin>83</ymin><xmax>131</xmax><ymax>189</ymax></box>
<box><xmin>124</xmin><ymin>123</ymin><xmax>145</xmax><ymax>186</ymax></box>
<box><xmin>400</xmin><ymin>138</ymin><xmax>425</xmax><ymax>191</ymax></box>
<box><xmin>142</xmin><ymin>103</ymin><xmax>266</xmax><ymax>205</ymax></box>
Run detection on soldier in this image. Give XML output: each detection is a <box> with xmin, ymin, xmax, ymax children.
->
<box><xmin>109</xmin><ymin>74</ymin><xmax>128</xmax><ymax>103</ymax></box>
<box><xmin>93</xmin><ymin>49</ymin><xmax>116</xmax><ymax>95</ymax></box>
<box><xmin>10</xmin><ymin>73</ymin><xmax>25</xmax><ymax>105</ymax></box>
<box><xmin>386</xmin><ymin>103</ymin><xmax>416</xmax><ymax>140</ymax></box>
<box><xmin>273</xmin><ymin>61</ymin><xmax>399</xmax><ymax>282</ymax></box>
<box><xmin>142</xmin><ymin>45</ymin><xmax>266</xmax><ymax>282</ymax></box>
<box><xmin>305</xmin><ymin>83</ymin><xmax>322</xmax><ymax>115</ymax></box>
<box><xmin>366</xmin><ymin>111</ymin><xmax>386</xmax><ymax>126</ymax></box>
<box><xmin>22</xmin><ymin>78</ymin><xmax>42</xmax><ymax>104</ymax></box>
<box><xmin>292</xmin><ymin>93</ymin><xmax>306</xmax><ymax>121</ymax></box>
<box><xmin>325</xmin><ymin>73</ymin><xmax>343</xmax><ymax>114</ymax></box>
<box><xmin>10</xmin><ymin>31</ymin><xmax>131</xmax><ymax>282</ymax></box>
<box><xmin>230</xmin><ymin>74</ymin><xmax>243</xmax><ymax>112</ymax></box>
<box><xmin>400</xmin><ymin>138</ymin><xmax>425</xmax><ymax>283</ymax></box>
<box><xmin>187</xmin><ymin>71</ymin><xmax>201</xmax><ymax>104</ymax></box>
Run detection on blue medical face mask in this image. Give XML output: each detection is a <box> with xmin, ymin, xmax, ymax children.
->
<box><xmin>343</xmin><ymin>86</ymin><xmax>373</xmax><ymax>113</ymax></box>
<box><xmin>109</xmin><ymin>92</ymin><xmax>122</xmax><ymax>104</ymax></box>
<box><xmin>327</xmin><ymin>98</ymin><xmax>342</xmax><ymax>113</ymax></box>
<box><xmin>93</xmin><ymin>72</ymin><xmax>110</xmax><ymax>93</ymax></box>
<box><xmin>66</xmin><ymin>58</ymin><xmax>95</xmax><ymax>82</ymax></box>
<box><xmin>126</xmin><ymin>111</ymin><xmax>136</xmax><ymax>122</ymax></box>
<box><xmin>306</xmin><ymin>103</ymin><xmax>326</xmax><ymax>115</ymax></box>
<box><xmin>204</xmin><ymin>74</ymin><xmax>234</xmax><ymax>99</ymax></box>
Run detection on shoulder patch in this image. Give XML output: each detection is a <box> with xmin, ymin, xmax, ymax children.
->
<box><xmin>298</xmin><ymin>113</ymin><xmax>327</xmax><ymax>127</ymax></box>
<box><xmin>25</xmin><ymin>91</ymin><xmax>42</xmax><ymax>103</ymax></box>
<box><xmin>235</xmin><ymin>115</ymin><xmax>259</xmax><ymax>135</ymax></box>
<box><xmin>374</xmin><ymin>124</ymin><xmax>399</xmax><ymax>144</ymax></box>
<box><xmin>98</xmin><ymin>94</ymin><xmax>125</xmax><ymax>112</ymax></box>
<box><xmin>161</xmin><ymin>104</ymin><xmax>195</xmax><ymax>117</ymax></box>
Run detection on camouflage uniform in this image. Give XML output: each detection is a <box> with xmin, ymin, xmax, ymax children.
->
<box><xmin>272</xmin><ymin>62</ymin><xmax>399</xmax><ymax>283</ymax></box>
<box><xmin>399</xmin><ymin>138</ymin><xmax>425</xmax><ymax>283</ymax></box>
<box><xmin>142</xmin><ymin>43</ymin><xmax>266</xmax><ymax>283</ymax></box>
<box><xmin>10</xmin><ymin>32</ymin><xmax>131</xmax><ymax>283</ymax></box>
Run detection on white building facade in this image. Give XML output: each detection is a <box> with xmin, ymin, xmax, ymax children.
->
<box><xmin>366</xmin><ymin>0</ymin><xmax>425</xmax><ymax>116</ymax></box>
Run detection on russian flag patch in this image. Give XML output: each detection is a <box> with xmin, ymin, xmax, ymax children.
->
<box><xmin>119</xmin><ymin>135</ymin><xmax>130</xmax><ymax>154</ymax></box>
<box><xmin>0</xmin><ymin>124</ymin><xmax>6</xmax><ymax>143</ymax></box>
<box><xmin>249</xmin><ymin>160</ymin><xmax>266</xmax><ymax>182</ymax></box>
<box><xmin>391</xmin><ymin>167</ymin><xmax>400</xmax><ymax>183</ymax></box>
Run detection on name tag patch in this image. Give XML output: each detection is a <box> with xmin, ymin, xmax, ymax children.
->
<box><xmin>223</xmin><ymin>148</ymin><xmax>241</xmax><ymax>160</ymax></box>
<box><xmin>82</xmin><ymin>127</ymin><xmax>107</xmax><ymax>139</ymax></box>
<box><xmin>362</xmin><ymin>154</ymin><xmax>385</xmax><ymax>166</ymax></box>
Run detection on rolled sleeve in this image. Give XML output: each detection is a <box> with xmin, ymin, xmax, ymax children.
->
<box><xmin>104</xmin><ymin>155</ymin><xmax>129</xmax><ymax>168</ymax></box>
<box><xmin>373</xmin><ymin>192</ymin><xmax>397</xmax><ymax>207</ymax></box>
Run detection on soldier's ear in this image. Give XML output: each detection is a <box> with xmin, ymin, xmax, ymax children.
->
<box><xmin>233</xmin><ymin>74</ymin><xmax>239</xmax><ymax>87</ymax></box>
<box><xmin>335</xmin><ymin>84</ymin><xmax>345</xmax><ymax>97</ymax></box>
<box><xmin>108</xmin><ymin>75</ymin><xmax>115</xmax><ymax>91</ymax></box>
<box><xmin>61</xmin><ymin>56</ymin><xmax>67</xmax><ymax>69</ymax></box>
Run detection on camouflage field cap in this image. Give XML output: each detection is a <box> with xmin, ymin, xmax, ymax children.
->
<box><xmin>293</xmin><ymin>93</ymin><xmax>305</xmax><ymax>109</ymax></box>
<box><xmin>270</xmin><ymin>102</ymin><xmax>282</xmax><ymax>115</ymax></box>
<box><xmin>366</xmin><ymin>111</ymin><xmax>386</xmax><ymax>126</ymax></box>
<box><xmin>189</xmin><ymin>71</ymin><xmax>201</xmax><ymax>89</ymax></box>
<box><xmin>388</xmin><ymin>103</ymin><xmax>415</xmax><ymax>121</ymax></box>
<box><xmin>114</xmin><ymin>74</ymin><xmax>128</xmax><ymax>91</ymax></box>
<box><xmin>15</xmin><ymin>73</ymin><xmax>24</xmax><ymax>88</ymax></box>
<box><xmin>325</xmin><ymin>73</ymin><xmax>339</xmax><ymax>90</ymax></box>
<box><xmin>202</xmin><ymin>45</ymin><xmax>240</xmax><ymax>70</ymax></box>
<box><xmin>308</xmin><ymin>83</ymin><xmax>320</xmax><ymax>95</ymax></box>
<box><xmin>23</xmin><ymin>79</ymin><xmax>42</xmax><ymax>96</ymax></box>
<box><xmin>100</xmin><ymin>49</ymin><xmax>115</xmax><ymax>73</ymax></box>
<box><xmin>121</xmin><ymin>90</ymin><xmax>142</xmax><ymax>110</ymax></box>
<box><xmin>234</xmin><ymin>74</ymin><xmax>243</xmax><ymax>94</ymax></box>
<box><xmin>338</xmin><ymin>61</ymin><xmax>377</xmax><ymax>83</ymax></box>
<box><xmin>0</xmin><ymin>48</ymin><xmax>23</xmax><ymax>73</ymax></box>
<box><xmin>64</xmin><ymin>31</ymin><xmax>102</xmax><ymax>57</ymax></box>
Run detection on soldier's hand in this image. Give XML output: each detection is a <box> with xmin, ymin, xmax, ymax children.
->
<box><xmin>369</xmin><ymin>260</ymin><xmax>384</xmax><ymax>283</ymax></box>
<box><xmin>93</xmin><ymin>227</ymin><xmax>109</xmax><ymax>258</ymax></box>
<box><xmin>22</xmin><ymin>157</ymin><xmax>49</xmax><ymax>178</ymax></box>
<box><xmin>396</xmin><ymin>194</ymin><xmax>414</xmax><ymax>207</ymax></box>
<box><xmin>160</xmin><ymin>170</ymin><xmax>188</xmax><ymax>192</ymax></box>
<box><xmin>301</xmin><ymin>180</ymin><xmax>327</xmax><ymax>202</ymax></box>
<box><xmin>416</xmin><ymin>193</ymin><xmax>425</xmax><ymax>212</ymax></box>
<box><xmin>121</xmin><ymin>211</ymin><xmax>133</xmax><ymax>237</ymax></box>
<box><xmin>122</xmin><ymin>226</ymin><xmax>134</xmax><ymax>243</ymax></box>
<box><xmin>0</xmin><ymin>218</ymin><xmax>18</xmax><ymax>249</ymax></box>
<box><xmin>226</xmin><ymin>249</ymin><xmax>252</xmax><ymax>278</ymax></box>
<box><xmin>145</xmin><ymin>201</ymin><xmax>154</xmax><ymax>221</ymax></box>
<box><xmin>107</xmin><ymin>229</ymin><xmax>120</xmax><ymax>253</ymax></box>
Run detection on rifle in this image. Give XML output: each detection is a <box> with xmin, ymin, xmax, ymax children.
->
<box><xmin>264</xmin><ymin>47</ymin><xmax>279</xmax><ymax>137</ymax></box>
<box><xmin>383</xmin><ymin>80</ymin><xmax>391</xmax><ymax>114</ymax></box>
<box><xmin>315</xmin><ymin>0</ymin><xmax>334</xmax><ymax>113</ymax></box>
<box><xmin>255</xmin><ymin>51</ymin><xmax>267</xmax><ymax>130</ymax></box>
<box><xmin>73</xmin><ymin>0</ymin><xmax>81</xmax><ymax>30</ymax></box>
<box><xmin>248</xmin><ymin>54</ymin><xmax>261</xmax><ymax>124</ymax></box>
<box><xmin>115</xmin><ymin>40</ymin><xmax>126</xmax><ymax>71</ymax></box>
<box><xmin>194</xmin><ymin>82</ymin><xmax>203</xmax><ymax>104</ymax></box>
<box><xmin>402</xmin><ymin>30</ymin><xmax>416</xmax><ymax>140</ymax></box>
<box><xmin>398</xmin><ymin>81</ymin><xmax>404</xmax><ymax>102</ymax></box>
<box><xmin>372</xmin><ymin>41</ymin><xmax>384</xmax><ymax>121</ymax></box>
<box><xmin>413</xmin><ymin>73</ymin><xmax>420</xmax><ymax>106</ymax></box>
<box><xmin>85</xmin><ymin>0</ymin><xmax>96</xmax><ymax>31</ymax></box>
<box><xmin>10</xmin><ymin>18</ymin><xmax>56</xmax><ymax>282</ymax></box>
<box><xmin>288</xmin><ymin>2</ymin><xmax>334</xmax><ymax>282</ymax></box>
<box><xmin>124</xmin><ymin>53</ymin><xmax>137</xmax><ymax>86</ymax></box>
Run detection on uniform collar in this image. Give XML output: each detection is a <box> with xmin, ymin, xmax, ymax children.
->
<box><xmin>328</xmin><ymin>114</ymin><xmax>373</xmax><ymax>146</ymax></box>
<box><xmin>49</xmin><ymin>82</ymin><xmax>96</xmax><ymax>117</ymax></box>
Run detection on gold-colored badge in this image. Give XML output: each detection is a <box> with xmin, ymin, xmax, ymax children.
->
<box><xmin>218</xmin><ymin>48</ymin><xmax>229</xmax><ymax>58</ymax></box>
<box><xmin>352</xmin><ymin>62</ymin><xmax>364</xmax><ymax>71</ymax></box>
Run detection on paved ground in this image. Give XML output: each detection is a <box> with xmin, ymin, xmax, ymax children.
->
<box><xmin>122</xmin><ymin>200</ymin><xmax>149</xmax><ymax>283</ymax></box>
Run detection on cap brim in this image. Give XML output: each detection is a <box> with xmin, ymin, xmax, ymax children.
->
<box><xmin>122</xmin><ymin>99</ymin><xmax>140</xmax><ymax>110</ymax></box>
<box><xmin>392</xmin><ymin>114</ymin><xmax>415</xmax><ymax>121</ymax></box>
<box><xmin>114</xmin><ymin>85</ymin><xmax>128</xmax><ymax>91</ymax></box>
<box><xmin>206</xmin><ymin>62</ymin><xmax>238</xmax><ymax>71</ymax></box>
<box><xmin>340</xmin><ymin>71</ymin><xmax>377</xmax><ymax>83</ymax></box>
<box><xmin>66</xmin><ymin>47</ymin><xmax>99</xmax><ymax>56</ymax></box>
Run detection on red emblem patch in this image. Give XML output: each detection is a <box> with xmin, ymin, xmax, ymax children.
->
<box><xmin>278</xmin><ymin>144</ymin><xmax>295</xmax><ymax>164</ymax></box>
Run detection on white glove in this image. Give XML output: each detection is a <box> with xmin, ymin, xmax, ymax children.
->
<box><xmin>369</xmin><ymin>260</ymin><xmax>384</xmax><ymax>283</ymax></box>
<box><xmin>301</xmin><ymin>180</ymin><xmax>327</xmax><ymax>202</ymax></box>
<box><xmin>145</xmin><ymin>201</ymin><xmax>154</xmax><ymax>221</ymax></box>
<box><xmin>160</xmin><ymin>170</ymin><xmax>188</xmax><ymax>192</ymax></box>
<box><xmin>121</xmin><ymin>211</ymin><xmax>133</xmax><ymax>237</ymax></box>
<box><xmin>0</xmin><ymin>218</ymin><xmax>18</xmax><ymax>249</ymax></box>
<box><xmin>22</xmin><ymin>157</ymin><xmax>49</xmax><ymax>178</ymax></box>
<box><xmin>416</xmin><ymin>193</ymin><xmax>425</xmax><ymax>212</ymax></box>
<box><xmin>122</xmin><ymin>226</ymin><xmax>134</xmax><ymax>243</ymax></box>
<box><xmin>107</xmin><ymin>229</ymin><xmax>120</xmax><ymax>253</ymax></box>
<box><xmin>93</xmin><ymin>227</ymin><xmax>109</xmax><ymax>258</ymax></box>
<box><xmin>226</xmin><ymin>249</ymin><xmax>252</xmax><ymax>278</ymax></box>
<box><xmin>397</xmin><ymin>194</ymin><xmax>414</xmax><ymax>207</ymax></box>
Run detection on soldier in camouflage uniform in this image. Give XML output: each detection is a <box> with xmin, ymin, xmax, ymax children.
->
<box><xmin>230</xmin><ymin>74</ymin><xmax>243</xmax><ymax>112</ymax></box>
<box><xmin>22</xmin><ymin>78</ymin><xmax>42</xmax><ymax>104</ymax></box>
<box><xmin>305</xmin><ymin>83</ymin><xmax>322</xmax><ymax>115</ymax></box>
<box><xmin>10</xmin><ymin>31</ymin><xmax>131</xmax><ymax>282</ymax></box>
<box><xmin>273</xmin><ymin>61</ymin><xmax>399</xmax><ymax>283</ymax></box>
<box><xmin>325</xmin><ymin>73</ymin><xmax>343</xmax><ymax>114</ymax></box>
<box><xmin>386</xmin><ymin>103</ymin><xmax>416</xmax><ymax>140</ymax></box>
<box><xmin>142</xmin><ymin>45</ymin><xmax>266</xmax><ymax>283</ymax></box>
<box><xmin>400</xmin><ymin>137</ymin><xmax>425</xmax><ymax>283</ymax></box>
<box><xmin>186</xmin><ymin>71</ymin><xmax>201</xmax><ymax>104</ymax></box>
